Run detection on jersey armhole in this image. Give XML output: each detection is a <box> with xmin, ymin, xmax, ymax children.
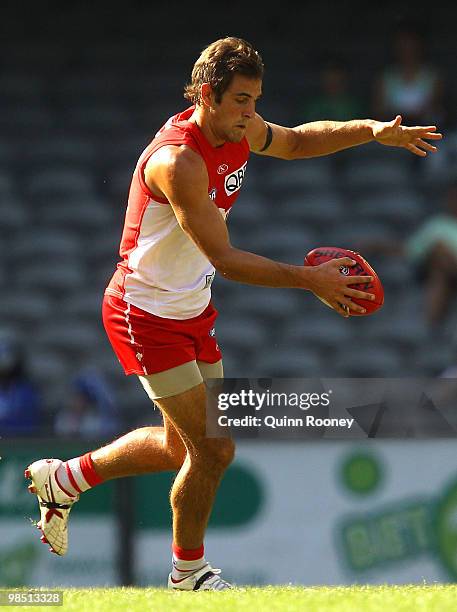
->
<box><xmin>137</xmin><ymin>138</ymin><xmax>203</xmax><ymax>204</ymax></box>
<box><xmin>138</xmin><ymin>152</ymin><xmax>168</xmax><ymax>203</ymax></box>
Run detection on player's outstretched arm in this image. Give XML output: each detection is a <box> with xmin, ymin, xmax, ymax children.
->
<box><xmin>247</xmin><ymin>113</ymin><xmax>442</xmax><ymax>159</ymax></box>
<box><xmin>371</xmin><ymin>114</ymin><xmax>442</xmax><ymax>157</ymax></box>
<box><xmin>144</xmin><ymin>146</ymin><xmax>374</xmax><ymax>316</ymax></box>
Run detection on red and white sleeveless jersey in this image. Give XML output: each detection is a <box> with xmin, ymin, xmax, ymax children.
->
<box><xmin>105</xmin><ymin>107</ymin><xmax>250</xmax><ymax>319</ymax></box>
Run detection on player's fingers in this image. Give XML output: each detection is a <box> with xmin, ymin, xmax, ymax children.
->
<box><xmin>415</xmin><ymin>138</ymin><xmax>437</xmax><ymax>152</ymax></box>
<box><xmin>345</xmin><ymin>275</ymin><xmax>373</xmax><ymax>284</ymax></box>
<box><xmin>414</xmin><ymin>130</ymin><xmax>442</xmax><ymax>140</ymax></box>
<box><xmin>410</xmin><ymin>127</ymin><xmax>442</xmax><ymax>138</ymax></box>
<box><xmin>345</xmin><ymin>299</ymin><xmax>366</xmax><ymax>315</ymax></box>
<box><xmin>423</xmin><ymin>132</ymin><xmax>443</xmax><ymax>140</ymax></box>
<box><xmin>334</xmin><ymin>302</ymin><xmax>350</xmax><ymax>318</ymax></box>
<box><xmin>406</xmin><ymin>143</ymin><xmax>427</xmax><ymax>156</ymax></box>
<box><xmin>333</xmin><ymin>256</ymin><xmax>356</xmax><ymax>266</ymax></box>
<box><xmin>345</xmin><ymin>287</ymin><xmax>376</xmax><ymax>300</ymax></box>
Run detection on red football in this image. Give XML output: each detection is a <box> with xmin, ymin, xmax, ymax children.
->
<box><xmin>304</xmin><ymin>246</ymin><xmax>384</xmax><ymax>316</ymax></box>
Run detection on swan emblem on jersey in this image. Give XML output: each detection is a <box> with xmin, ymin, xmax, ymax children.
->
<box><xmin>204</xmin><ymin>271</ymin><xmax>216</xmax><ymax>289</ymax></box>
<box><xmin>224</xmin><ymin>162</ymin><xmax>247</xmax><ymax>196</ymax></box>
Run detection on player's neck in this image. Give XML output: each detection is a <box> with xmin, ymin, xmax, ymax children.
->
<box><xmin>189</xmin><ymin>107</ymin><xmax>226</xmax><ymax>148</ymax></box>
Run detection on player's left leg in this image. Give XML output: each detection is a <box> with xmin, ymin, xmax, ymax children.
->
<box><xmin>24</xmin><ymin>416</ymin><xmax>185</xmax><ymax>556</ymax></box>
<box><xmin>90</xmin><ymin>417</ymin><xmax>186</xmax><ymax>479</ymax></box>
<box><xmin>73</xmin><ymin>359</ymin><xmax>224</xmax><ymax>480</ymax></box>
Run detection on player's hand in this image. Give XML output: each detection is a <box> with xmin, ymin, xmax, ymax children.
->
<box><xmin>306</xmin><ymin>257</ymin><xmax>375</xmax><ymax>318</ymax></box>
<box><xmin>372</xmin><ymin>114</ymin><xmax>442</xmax><ymax>156</ymax></box>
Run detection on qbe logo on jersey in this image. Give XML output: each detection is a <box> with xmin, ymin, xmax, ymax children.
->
<box><xmin>224</xmin><ymin>162</ymin><xmax>247</xmax><ymax>196</ymax></box>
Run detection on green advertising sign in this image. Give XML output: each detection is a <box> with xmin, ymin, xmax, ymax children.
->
<box><xmin>0</xmin><ymin>439</ymin><xmax>264</xmax><ymax>527</ymax></box>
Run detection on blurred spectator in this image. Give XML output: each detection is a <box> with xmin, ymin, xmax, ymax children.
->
<box><xmin>54</xmin><ymin>368</ymin><xmax>122</xmax><ymax>439</ymax></box>
<box><xmin>0</xmin><ymin>329</ymin><xmax>42</xmax><ymax>436</ymax></box>
<box><xmin>372</xmin><ymin>22</ymin><xmax>445</xmax><ymax>127</ymax></box>
<box><xmin>438</xmin><ymin>321</ymin><xmax>457</xmax><ymax>379</ymax></box>
<box><xmin>353</xmin><ymin>182</ymin><xmax>457</xmax><ymax>330</ymax></box>
<box><xmin>303</xmin><ymin>56</ymin><xmax>364</xmax><ymax>122</ymax></box>
<box><xmin>405</xmin><ymin>181</ymin><xmax>457</xmax><ymax>328</ymax></box>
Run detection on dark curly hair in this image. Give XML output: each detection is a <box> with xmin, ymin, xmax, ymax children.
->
<box><xmin>184</xmin><ymin>37</ymin><xmax>264</xmax><ymax>105</ymax></box>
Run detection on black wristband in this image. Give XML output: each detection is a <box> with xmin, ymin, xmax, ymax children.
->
<box><xmin>259</xmin><ymin>123</ymin><xmax>273</xmax><ymax>152</ymax></box>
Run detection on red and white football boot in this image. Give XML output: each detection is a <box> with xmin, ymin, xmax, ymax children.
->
<box><xmin>24</xmin><ymin>458</ymin><xmax>78</xmax><ymax>556</ymax></box>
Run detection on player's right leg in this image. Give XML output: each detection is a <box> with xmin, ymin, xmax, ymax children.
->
<box><xmin>142</xmin><ymin>378</ymin><xmax>233</xmax><ymax>591</ymax></box>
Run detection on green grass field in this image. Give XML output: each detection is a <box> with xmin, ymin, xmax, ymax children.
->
<box><xmin>12</xmin><ymin>585</ymin><xmax>457</xmax><ymax>611</ymax></box>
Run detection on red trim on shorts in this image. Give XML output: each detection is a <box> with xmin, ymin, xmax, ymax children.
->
<box><xmin>102</xmin><ymin>294</ymin><xmax>221</xmax><ymax>376</ymax></box>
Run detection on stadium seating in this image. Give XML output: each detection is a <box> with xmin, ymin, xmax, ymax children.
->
<box><xmin>3</xmin><ymin>4</ymin><xmax>456</xmax><ymax>427</ymax></box>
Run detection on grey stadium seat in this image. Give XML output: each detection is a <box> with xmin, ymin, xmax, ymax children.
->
<box><xmin>0</xmin><ymin>171</ymin><xmax>14</xmax><ymax>194</ymax></box>
<box><xmin>0</xmin><ymin>292</ymin><xmax>54</xmax><ymax>329</ymax></box>
<box><xmin>10</xmin><ymin>230</ymin><xmax>81</xmax><ymax>262</ymax></box>
<box><xmin>217</xmin><ymin>346</ymin><xmax>254</xmax><ymax>376</ymax></box>
<box><xmin>15</xmin><ymin>260</ymin><xmax>86</xmax><ymax>295</ymax></box>
<box><xmin>26</xmin><ymin>136</ymin><xmax>97</xmax><ymax>166</ymax></box>
<box><xmin>372</xmin><ymin>258</ymin><xmax>415</xmax><ymax>291</ymax></box>
<box><xmin>0</xmin><ymin>195</ymin><xmax>30</xmax><ymax>233</ymax></box>
<box><xmin>332</xmin><ymin>345</ymin><xmax>404</xmax><ymax>377</ymax></box>
<box><xmin>413</xmin><ymin>340</ymin><xmax>456</xmax><ymax>376</ymax></box>
<box><xmin>39</xmin><ymin>195</ymin><xmax>113</xmax><ymax>232</ymax></box>
<box><xmin>280</xmin><ymin>190</ymin><xmax>345</xmax><ymax>227</ymax></box>
<box><xmin>63</xmin><ymin>105</ymin><xmax>134</xmax><ymax>137</ymax></box>
<box><xmin>27</xmin><ymin>349</ymin><xmax>71</xmax><ymax>387</ymax></box>
<box><xmin>268</xmin><ymin>157</ymin><xmax>335</xmax><ymax>193</ymax></box>
<box><xmin>226</xmin><ymin>286</ymin><xmax>302</xmax><ymax>323</ymax></box>
<box><xmin>283</xmin><ymin>314</ymin><xmax>353</xmax><ymax>352</ymax></box>
<box><xmin>352</xmin><ymin>189</ymin><xmax>425</xmax><ymax>226</ymax></box>
<box><xmin>84</xmin><ymin>232</ymin><xmax>123</xmax><ymax>267</ymax></box>
<box><xmin>367</xmin><ymin>314</ymin><xmax>428</xmax><ymax>353</ymax></box>
<box><xmin>340</xmin><ymin>157</ymin><xmax>412</xmax><ymax>193</ymax></box>
<box><xmin>26</xmin><ymin>168</ymin><xmax>96</xmax><ymax>199</ymax></box>
<box><xmin>215</xmin><ymin>315</ymin><xmax>268</xmax><ymax>354</ymax></box>
<box><xmin>32</xmin><ymin>320</ymin><xmax>104</xmax><ymax>358</ymax></box>
<box><xmin>60</xmin><ymin>292</ymin><xmax>103</xmax><ymax>322</ymax></box>
<box><xmin>251</xmin><ymin>347</ymin><xmax>324</xmax><ymax>377</ymax></box>
<box><xmin>245</xmin><ymin>224</ymin><xmax>317</xmax><ymax>262</ymax></box>
<box><xmin>227</xmin><ymin>193</ymin><xmax>270</xmax><ymax>226</ymax></box>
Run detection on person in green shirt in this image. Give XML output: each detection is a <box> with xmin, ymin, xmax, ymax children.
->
<box><xmin>303</xmin><ymin>56</ymin><xmax>364</xmax><ymax>122</ymax></box>
<box><xmin>406</xmin><ymin>181</ymin><xmax>457</xmax><ymax>327</ymax></box>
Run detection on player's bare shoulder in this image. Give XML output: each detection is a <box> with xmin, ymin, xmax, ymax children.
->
<box><xmin>144</xmin><ymin>145</ymin><xmax>208</xmax><ymax>198</ymax></box>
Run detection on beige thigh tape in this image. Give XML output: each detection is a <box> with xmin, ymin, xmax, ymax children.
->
<box><xmin>138</xmin><ymin>359</ymin><xmax>223</xmax><ymax>400</ymax></box>
<box><xmin>197</xmin><ymin>359</ymin><xmax>224</xmax><ymax>380</ymax></box>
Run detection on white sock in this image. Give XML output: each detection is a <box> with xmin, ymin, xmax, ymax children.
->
<box><xmin>54</xmin><ymin>457</ymin><xmax>92</xmax><ymax>497</ymax></box>
<box><xmin>170</xmin><ymin>544</ymin><xmax>206</xmax><ymax>583</ymax></box>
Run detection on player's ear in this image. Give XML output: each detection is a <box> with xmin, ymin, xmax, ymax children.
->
<box><xmin>201</xmin><ymin>83</ymin><xmax>213</xmax><ymax>109</ymax></box>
